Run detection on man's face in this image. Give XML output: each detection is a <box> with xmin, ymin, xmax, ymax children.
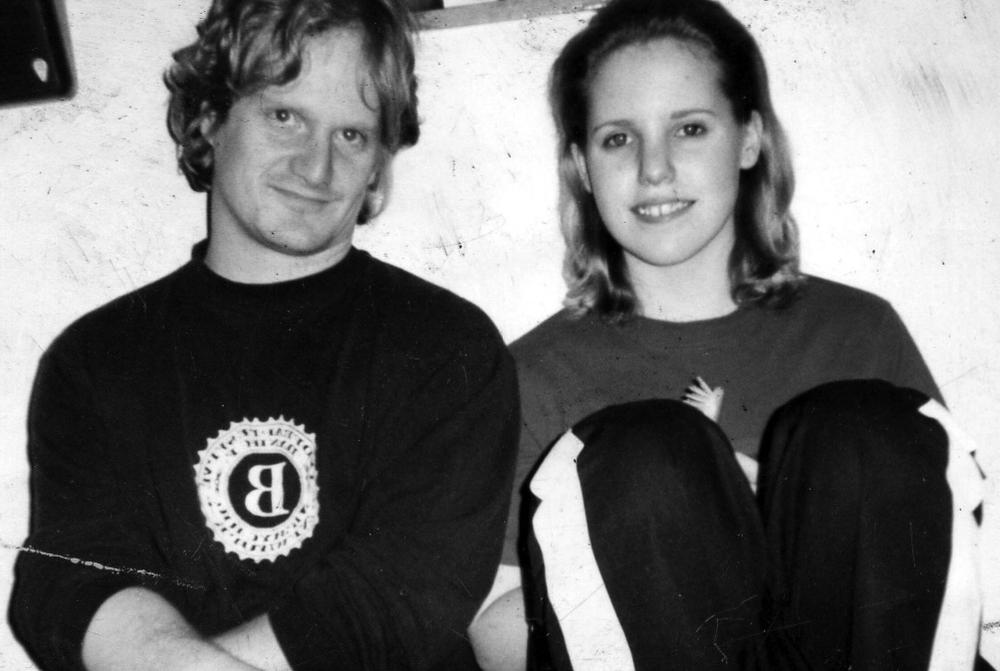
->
<box><xmin>205</xmin><ymin>26</ymin><xmax>382</xmax><ymax>281</ymax></box>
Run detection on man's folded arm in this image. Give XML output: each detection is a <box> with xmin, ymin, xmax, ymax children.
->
<box><xmin>83</xmin><ymin>587</ymin><xmax>261</xmax><ymax>671</ymax></box>
<box><xmin>16</xmin><ymin>341</ymin><xmax>285</xmax><ymax>671</ymax></box>
<box><xmin>260</xmin><ymin>325</ymin><xmax>519</xmax><ymax>670</ymax></box>
<box><xmin>9</xmin><ymin>341</ymin><xmax>175</xmax><ymax>671</ymax></box>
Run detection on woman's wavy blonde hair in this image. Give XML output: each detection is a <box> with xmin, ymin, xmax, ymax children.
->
<box><xmin>551</xmin><ymin>0</ymin><xmax>803</xmax><ymax>321</ymax></box>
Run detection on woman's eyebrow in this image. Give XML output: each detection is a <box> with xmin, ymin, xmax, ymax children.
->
<box><xmin>670</xmin><ymin>108</ymin><xmax>716</xmax><ymax>119</ymax></box>
<box><xmin>589</xmin><ymin>108</ymin><xmax>718</xmax><ymax>136</ymax></box>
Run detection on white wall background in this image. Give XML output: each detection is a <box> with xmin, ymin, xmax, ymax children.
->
<box><xmin>0</xmin><ymin>0</ymin><xmax>998</xmax><ymax>667</ymax></box>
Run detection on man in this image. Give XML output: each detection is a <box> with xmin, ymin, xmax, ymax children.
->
<box><xmin>9</xmin><ymin>1</ymin><xmax>518</xmax><ymax>669</ymax></box>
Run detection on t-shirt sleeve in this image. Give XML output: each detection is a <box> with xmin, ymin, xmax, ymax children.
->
<box><xmin>10</xmin><ymin>339</ymin><xmax>166</xmax><ymax>671</ymax></box>
<box><xmin>500</xmin><ymin>360</ymin><xmax>562</xmax><ymax>567</ymax></box>
<box><xmin>876</xmin><ymin>304</ymin><xmax>943</xmax><ymax>405</ymax></box>
<box><xmin>266</xmin><ymin>316</ymin><xmax>520</xmax><ymax>670</ymax></box>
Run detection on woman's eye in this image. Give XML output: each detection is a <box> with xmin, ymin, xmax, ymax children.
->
<box><xmin>602</xmin><ymin>132</ymin><xmax>629</xmax><ymax>149</ymax></box>
<box><xmin>677</xmin><ymin>123</ymin><xmax>706</xmax><ymax>137</ymax></box>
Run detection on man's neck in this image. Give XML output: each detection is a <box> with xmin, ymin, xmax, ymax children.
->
<box><xmin>204</xmin><ymin>237</ymin><xmax>351</xmax><ymax>284</ymax></box>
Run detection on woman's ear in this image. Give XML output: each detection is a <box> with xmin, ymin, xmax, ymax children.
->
<box><xmin>740</xmin><ymin>111</ymin><xmax>763</xmax><ymax>170</ymax></box>
<box><xmin>570</xmin><ymin>143</ymin><xmax>593</xmax><ymax>193</ymax></box>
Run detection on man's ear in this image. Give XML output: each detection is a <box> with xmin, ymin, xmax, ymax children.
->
<box><xmin>570</xmin><ymin>143</ymin><xmax>592</xmax><ymax>193</ymax></box>
<box><xmin>740</xmin><ymin>111</ymin><xmax>763</xmax><ymax>170</ymax></box>
<box><xmin>363</xmin><ymin>158</ymin><xmax>391</xmax><ymax>220</ymax></box>
<box><xmin>368</xmin><ymin>151</ymin><xmax>392</xmax><ymax>193</ymax></box>
<box><xmin>199</xmin><ymin>111</ymin><xmax>220</xmax><ymax>146</ymax></box>
<box><xmin>367</xmin><ymin>161</ymin><xmax>382</xmax><ymax>190</ymax></box>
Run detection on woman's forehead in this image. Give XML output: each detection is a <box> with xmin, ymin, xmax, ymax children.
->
<box><xmin>586</xmin><ymin>38</ymin><xmax>727</xmax><ymax>120</ymax></box>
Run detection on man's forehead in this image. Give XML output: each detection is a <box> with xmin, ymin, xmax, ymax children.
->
<box><xmin>258</xmin><ymin>27</ymin><xmax>380</xmax><ymax>115</ymax></box>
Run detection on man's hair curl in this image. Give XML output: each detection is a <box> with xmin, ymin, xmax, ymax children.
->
<box><xmin>164</xmin><ymin>0</ymin><xmax>419</xmax><ymax>211</ymax></box>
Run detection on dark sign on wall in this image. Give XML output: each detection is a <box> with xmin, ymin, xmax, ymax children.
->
<box><xmin>0</xmin><ymin>0</ymin><xmax>73</xmax><ymax>106</ymax></box>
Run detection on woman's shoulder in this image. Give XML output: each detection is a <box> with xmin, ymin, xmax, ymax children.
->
<box><xmin>509</xmin><ymin>308</ymin><xmax>607</xmax><ymax>362</ymax></box>
<box><xmin>789</xmin><ymin>275</ymin><xmax>896</xmax><ymax>321</ymax></box>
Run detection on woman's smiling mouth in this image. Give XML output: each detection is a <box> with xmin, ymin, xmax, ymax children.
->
<box><xmin>632</xmin><ymin>199</ymin><xmax>694</xmax><ymax>220</ymax></box>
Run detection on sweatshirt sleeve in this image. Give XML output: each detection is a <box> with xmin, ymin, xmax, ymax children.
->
<box><xmin>267</xmin><ymin>310</ymin><xmax>520</xmax><ymax>670</ymax></box>
<box><xmin>9</xmin><ymin>337</ymin><xmax>166</xmax><ymax>671</ymax></box>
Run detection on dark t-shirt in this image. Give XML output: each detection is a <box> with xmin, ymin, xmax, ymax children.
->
<box><xmin>502</xmin><ymin>276</ymin><xmax>940</xmax><ymax>564</ymax></box>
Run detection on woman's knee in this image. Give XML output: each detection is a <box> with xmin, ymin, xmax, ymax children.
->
<box><xmin>763</xmin><ymin>379</ymin><xmax>948</xmax><ymax>486</ymax></box>
<box><xmin>572</xmin><ymin>399</ymin><xmax>742</xmax><ymax>511</ymax></box>
<box><xmin>544</xmin><ymin>399</ymin><xmax>762</xmax><ymax>562</ymax></box>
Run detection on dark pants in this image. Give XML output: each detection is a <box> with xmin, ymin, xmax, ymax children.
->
<box><xmin>525</xmin><ymin>380</ymin><xmax>952</xmax><ymax>670</ymax></box>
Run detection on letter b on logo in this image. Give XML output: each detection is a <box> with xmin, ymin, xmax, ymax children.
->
<box><xmin>228</xmin><ymin>454</ymin><xmax>301</xmax><ymax>528</ymax></box>
<box><xmin>245</xmin><ymin>463</ymin><xmax>289</xmax><ymax>517</ymax></box>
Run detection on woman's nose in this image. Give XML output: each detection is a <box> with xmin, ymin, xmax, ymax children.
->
<box><xmin>638</xmin><ymin>140</ymin><xmax>675</xmax><ymax>186</ymax></box>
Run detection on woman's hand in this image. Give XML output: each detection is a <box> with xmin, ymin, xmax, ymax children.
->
<box><xmin>682</xmin><ymin>376</ymin><xmax>724</xmax><ymax>422</ymax></box>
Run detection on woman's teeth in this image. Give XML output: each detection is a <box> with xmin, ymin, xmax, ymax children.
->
<box><xmin>635</xmin><ymin>201</ymin><xmax>692</xmax><ymax>218</ymax></box>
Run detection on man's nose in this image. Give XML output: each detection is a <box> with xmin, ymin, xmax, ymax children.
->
<box><xmin>290</xmin><ymin>134</ymin><xmax>333</xmax><ymax>186</ymax></box>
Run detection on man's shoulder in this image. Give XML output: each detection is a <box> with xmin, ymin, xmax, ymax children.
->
<box><xmin>361</xmin><ymin>253</ymin><xmax>505</xmax><ymax>350</ymax></box>
<box><xmin>50</xmin><ymin>264</ymin><xmax>189</xmax><ymax>356</ymax></box>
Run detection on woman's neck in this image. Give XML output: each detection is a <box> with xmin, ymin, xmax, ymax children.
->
<box><xmin>627</xmin><ymin>252</ymin><xmax>737</xmax><ymax>323</ymax></box>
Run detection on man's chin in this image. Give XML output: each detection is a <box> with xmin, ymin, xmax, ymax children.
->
<box><xmin>258</xmin><ymin>231</ymin><xmax>351</xmax><ymax>261</ymax></box>
<box><xmin>266</xmin><ymin>239</ymin><xmax>334</xmax><ymax>258</ymax></box>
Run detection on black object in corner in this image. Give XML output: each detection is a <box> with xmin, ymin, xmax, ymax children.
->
<box><xmin>0</xmin><ymin>0</ymin><xmax>73</xmax><ymax>106</ymax></box>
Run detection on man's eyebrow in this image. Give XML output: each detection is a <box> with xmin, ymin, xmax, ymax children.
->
<box><xmin>255</xmin><ymin>90</ymin><xmax>288</xmax><ymax>105</ymax></box>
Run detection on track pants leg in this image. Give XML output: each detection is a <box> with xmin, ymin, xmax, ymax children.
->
<box><xmin>759</xmin><ymin>380</ymin><xmax>952</xmax><ymax>670</ymax></box>
<box><xmin>526</xmin><ymin>381</ymin><xmax>952</xmax><ymax>670</ymax></box>
<box><xmin>526</xmin><ymin>400</ymin><xmax>769</xmax><ymax>670</ymax></box>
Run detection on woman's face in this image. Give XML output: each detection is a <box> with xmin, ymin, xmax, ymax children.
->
<box><xmin>573</xmin><ymin>37</ymin><xmax>761</xmax><ymax>282</ymax></box>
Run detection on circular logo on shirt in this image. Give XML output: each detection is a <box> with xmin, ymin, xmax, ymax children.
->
<box><xmin>195</xmin><ymin>416</ymin><xmax>319</xmax><ymax>563</ymax></box>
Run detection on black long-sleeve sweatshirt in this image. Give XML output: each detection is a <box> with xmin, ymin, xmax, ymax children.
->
<box><xmin>10</xmin><ymin>245</ymin><xmax>519</xmax><ymax>671</ymax></box>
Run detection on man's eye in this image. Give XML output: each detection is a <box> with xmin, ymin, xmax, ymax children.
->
<box><xmin>271</xmin><ymin>109</ymin><xmax>294</xmax><ymax>125</ymax></box>
<box><xmin>341</xmin><ymin>129</ymin><xmax>367</xmax><ymax>145</ymax></box>
<box><xmin>602</xmin><ymin>132</ymin><xmax>629</xmax><ymax>149</ymax></box>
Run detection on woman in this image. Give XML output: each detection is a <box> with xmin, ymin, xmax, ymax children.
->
<box><xmin>469</xmin><ymin>0</ymin><xmax>964</xmax><ymax>669</ymax></box>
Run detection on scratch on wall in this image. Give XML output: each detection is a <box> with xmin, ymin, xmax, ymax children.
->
<box><xmin>899</xmin><ymin>62</ymin><xmax>952</xmax><ymax>113</ymax></box>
